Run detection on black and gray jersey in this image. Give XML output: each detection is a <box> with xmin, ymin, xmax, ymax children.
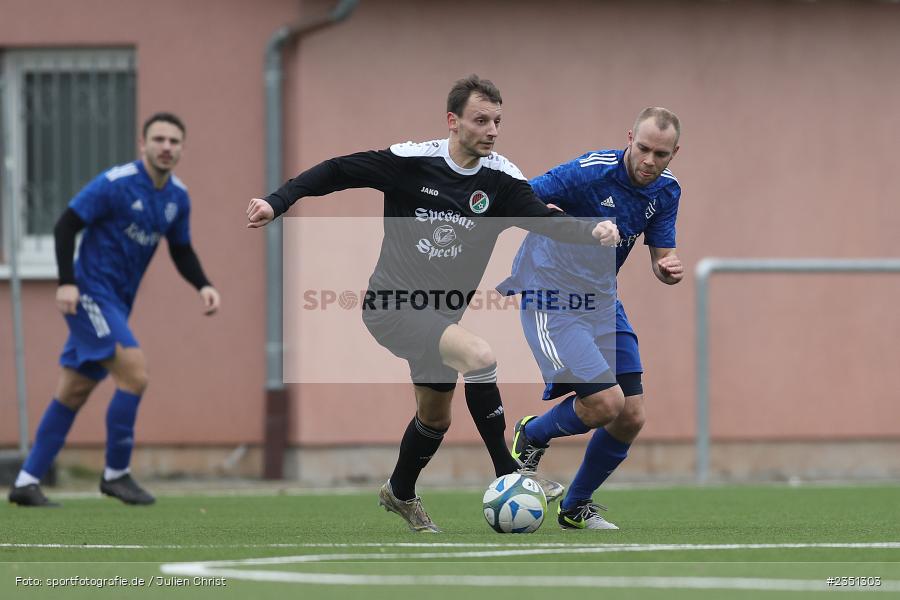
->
<box><xmin>265</xmin><ymin>138</ymin><xmax>598</xmax><ymax>304</ymax></box>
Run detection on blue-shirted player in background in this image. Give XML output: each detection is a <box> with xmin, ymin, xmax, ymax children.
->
<box><xmin>499</xmin><ymin>107</ymin><xmax>683</xmax><ymax>529</ymax></box>
<box><xmin>8</xmin><ymin>113</ymin><xmax>220</xmax><ymax>507</ymax></box>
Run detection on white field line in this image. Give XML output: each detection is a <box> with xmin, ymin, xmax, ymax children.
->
<box><xmin>161</xmin><ymin>543</ymin><xmax>900</xmax><ymax>567</ymax></box>
<box><xmin>151</xmin><ymin>542</ymin><xmax>900</xmax><ymax>592</ymax></box>
<box><xmin>9</xmin><ymin>541</ymin><xmax>900</xmax><ymax>591</ymax></box>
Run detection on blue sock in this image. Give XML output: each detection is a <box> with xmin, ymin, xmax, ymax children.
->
<box><xmin>21</xmin><ymin>399</ymin><xmax>77</xmax><ymax>480</ymax></box>
<box><xmin>105</xmin><ymin>389</ymin><xmax>142</xmax><ymax>470</ymax></box>
<box><xmin>562</xmin><ymin>428</ymin><xmax>630</xmax><ymax>510</ymax></box>
<box><xmin>524</xmin><ymin>395</ymin><xmax>590</xmax><ymax>446</ymax></box>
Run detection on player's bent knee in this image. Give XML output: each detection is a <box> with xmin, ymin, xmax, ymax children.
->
<box><xmin>577</xmin><ymin>387</ymin><xmax>626</xmax><ymax>428</ymax></box>
<box><xmin>415</xmin><ymin>401</ymin><xmax>452</xmax><ymax>431</ymax></box>
<box><xmin>621</xmin><ymin>400</ymin><xmax>646</xmax><ymax>433</ymax></box>
<box><xmin>116</xmin><ymin>371</ymin><xmax>149</xmax><ymax>395</ymax></box>
<box><xmin>56</xmin><ymin>372</ymin><xmax>98</xmax><ymax>411</ymax></box>
<box><xmin>414</xmin><ymin>386</ymin><xmax>453</xmax><ymax>428</ymax></box>
<box><xmin>420</xmin><ymin>415</ymin><xmax>451</xmax><ymax>431</ymax></box>
<box><xmin>464</xmin><ymin>339</ymin><xmax>496</xmax><ymax>373</ymax></box>
<box><xmin>104</xmin><ymin>347</ymin><xmax>149</xmax><ymax>394</ymax></box>
<box><xmin>607</xmin><ymin>396</ymin><xmax>646</xmax><ymax>441</ymax></box>
<box><xmin>58</xmin><ymin>393</ymin><xmax>90</xmax><ymax>411</ymax></box>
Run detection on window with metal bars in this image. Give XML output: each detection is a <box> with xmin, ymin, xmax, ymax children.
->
<box><xmin>1</xmin><ymin>48</ymin><xmax>136</xmax><ymax>278</ymax></box>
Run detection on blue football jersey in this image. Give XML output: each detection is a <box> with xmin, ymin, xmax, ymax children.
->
<box><xmin>69</xmin><ymin>160</ymin><xmax>192</xmax><ymax>310</ymax></box>
<box><xmin>499</xmin><ymin>149</ymin><xmax>680</xmax><ymax>297</ymax></box>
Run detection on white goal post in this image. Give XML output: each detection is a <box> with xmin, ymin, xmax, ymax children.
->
<box><xmin>694</xmin><ymin>258</ymin><xmax>900</xmax><ymax>483</ymax></box>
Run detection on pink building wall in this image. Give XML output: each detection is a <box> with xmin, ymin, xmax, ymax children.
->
<box><xmin>283</xmin><ymin>0</ymin><xmax>900</xmax><ymax>447</ymax></box>
<box><xmin>2</xmin><ymin>1</ymin><xmax>898</xmax><ymax>467</ymax></box>
<box><xmin>0</xmin><ymin>0</ymin><xmax>301</xmax><ymax>448</ymax></box>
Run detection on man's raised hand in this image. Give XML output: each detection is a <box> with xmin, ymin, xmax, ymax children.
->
<box><xmin>246</xmin><ymin>198</ymin><xmax>274</xmax><ymax>228</ymax></box>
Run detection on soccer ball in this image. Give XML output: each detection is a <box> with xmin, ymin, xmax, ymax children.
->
<box><xmin>482</xmin><ymin>473</ymin><xmax>547</xmax><ymax>533</ymax></box>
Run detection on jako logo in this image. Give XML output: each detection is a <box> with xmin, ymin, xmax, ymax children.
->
<box><xmin>420</xmin><ymin>186</ymin><xmax>439</xmax><ymax>196</ymax></box>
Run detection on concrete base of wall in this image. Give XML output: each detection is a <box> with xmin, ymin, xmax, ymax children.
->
<box><xmin>48</xmin><ymin>445</ymin><xmax>264</xmax><ymax>483</ymax></box>
<box><xmin>284</xmin><ymin>439</ymin><xmax>900</xmax><ymax>487</ymax></box>
<box><xmin>17</xmin><ymin>439</ymin><xmax>900</xmax><ymax>487</ymax></box>
<box><xmin>0</xmin><ymin>450</ymin><xmax>55</xmax><ymax>486</ymax></box>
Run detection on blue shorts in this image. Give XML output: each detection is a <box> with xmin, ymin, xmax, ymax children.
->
<box><xmin>520</xmin><ymin>300</ymin><xmax>642</xmax><ymax>400</ymax></box>
<box><xmin>59</xmin><ymin>293</ymin><xmax>138</xmax><ymax>381</ymax></box>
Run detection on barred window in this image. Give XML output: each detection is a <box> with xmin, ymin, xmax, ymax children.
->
<box><xmin>1</xmin><ymin>48</ymin><xmax>136</xmax><ymax>278</ymax></box>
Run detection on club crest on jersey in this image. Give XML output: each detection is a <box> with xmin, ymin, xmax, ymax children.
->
<box><xmin>433</xmin><ymin>224</ymin><xmax>457</xmax><ymax>247</ymax></box>
<box><xmin>165</xmin><ymin>202</ymin><xmax>178</xmax><ymax>223</ymax></box>
<box><xmin>469</xmin><ymin>190</ymin><xmax>489</xmax><ymax>214</ymax></box>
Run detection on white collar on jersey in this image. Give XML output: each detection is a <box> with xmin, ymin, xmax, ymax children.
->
<box><xmin>389</xmin><ymin>138</ymin><xmax>525</xmax><ymax>180</ymax></box>
<box><xmin>440</xmin><ymin>139</ymin><xmax>483</xmax><ymax>176</ymax></box>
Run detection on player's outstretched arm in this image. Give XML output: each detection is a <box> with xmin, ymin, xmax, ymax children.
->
<box><xmin>650</xmin><ymin>246</ymin><xmax>684</xmax><ymax>285</ymax></box>
<box><xmin>506</xmin><ymin>179</ymin><xmax>619</xmax><ymax>246</ymax></box>
<box><xmin>246</xmin><ymin>198</ymin><xmax>275</xmax><ymax>228</ymax></box>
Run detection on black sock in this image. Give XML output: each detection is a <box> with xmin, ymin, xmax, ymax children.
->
<box><xmin>464</xmin><ymin>363</ymin><xmax>520</xmax><ymax>476</ymax></box>
<box><xmin>389</xmin><ymin>415</ymin><xmax>446</xmax><ymax>501</ymax></box>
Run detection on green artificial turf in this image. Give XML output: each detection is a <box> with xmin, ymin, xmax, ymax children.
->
<box><xmin>2</xmin><ymin>484</ymin><xmax>899</xmax><ymax>599</ymax></box>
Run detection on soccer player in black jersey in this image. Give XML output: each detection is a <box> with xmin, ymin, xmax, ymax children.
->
<box><xmin>247</xmin><ymin>75</ymin><xmax>619</xmax><ymax>532</ymax></box>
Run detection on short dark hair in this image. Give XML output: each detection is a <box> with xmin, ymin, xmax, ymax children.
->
<box><xmin>142</xmin><ymin>112</ymin><xmax>186</xmax><ymax>138</ymax></box>
<box><xmin>446</xmin><ymin>74</ymin><xmax>502</xmax><ymax>116</ymax></box>
<box><xmin>634</xmin><ymin>107</ymin><xmax>680</xmax><ymax>145</ymax></box>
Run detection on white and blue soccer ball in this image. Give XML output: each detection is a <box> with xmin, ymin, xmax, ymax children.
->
<box><xmin>482</xmin><ymin>473</ymin><xmax>547</xmax><ymax>533</ymax></box>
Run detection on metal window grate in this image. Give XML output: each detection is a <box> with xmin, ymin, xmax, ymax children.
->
<box><xmin>24</xmin><ymin>70</ymin><xmax>136</xmax><ymax>235</ymax></box>
<box><xmin>2</xmin><ymin>48</ymin><xmax>136</xmax><ymax>271</ymax></box>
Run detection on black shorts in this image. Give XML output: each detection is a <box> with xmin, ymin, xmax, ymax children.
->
<box><xmin>362</xmin><ymin>305</ymin><xmax>461</xmax><ymax>389</ymax></box>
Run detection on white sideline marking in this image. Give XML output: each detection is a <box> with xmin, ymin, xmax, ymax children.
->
<box><xmin>10</xmin><ymin>541</ymin><xmax>900</xmax><ymax>591</ymax></box>
<box><xmin>155</xmin><ymin>542</ymin><xmax>900</xmax><ymax>592</ymax></box>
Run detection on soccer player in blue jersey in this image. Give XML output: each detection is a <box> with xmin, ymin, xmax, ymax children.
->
<box><xmin>8</xmin><ymin>113</ymin><xmax>220</xmax><ymax>507</ymax></box>
<box><xmin>499</xmin><ymin>107</ymin><xmax>683</xmax><ymax>529</ymax></box>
